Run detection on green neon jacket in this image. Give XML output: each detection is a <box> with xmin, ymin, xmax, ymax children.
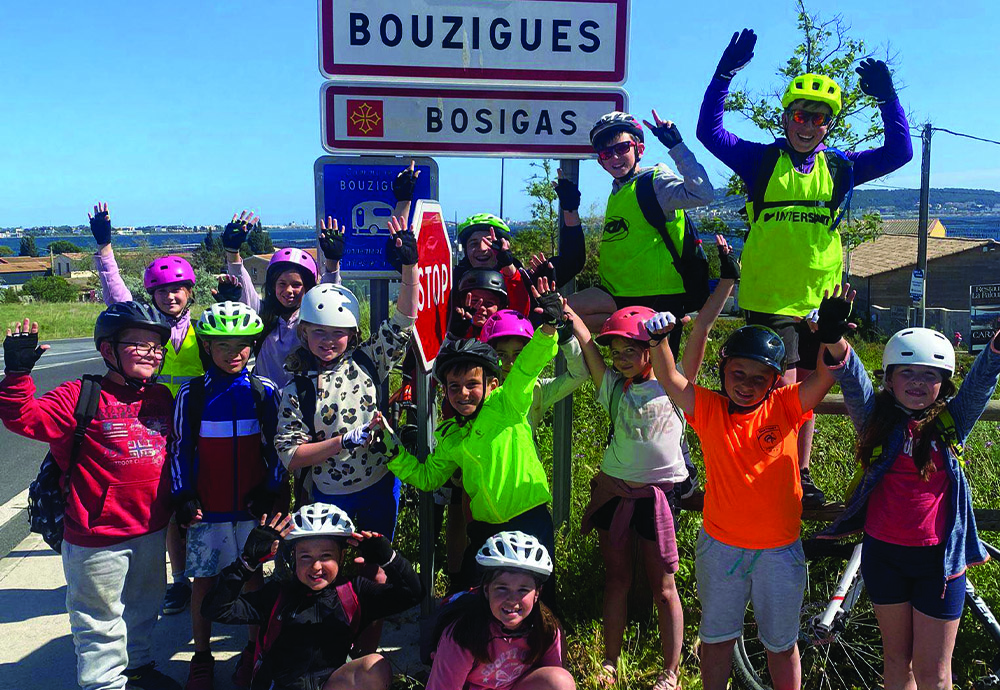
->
<box><xmin>388</xmin><ymin>329</ymin><xmax>558</xmax><ymax>524</ymax></box>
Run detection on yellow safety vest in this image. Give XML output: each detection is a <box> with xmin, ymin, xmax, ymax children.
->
<box><xmin>740</xmin><ymin>150</ymin><xmax>843</xmax><ymax>316</ymax></box>
<box><xmin>157</xmin><ymin>324</ymin><xmax>204</xmax><ymax>398</ymax></box>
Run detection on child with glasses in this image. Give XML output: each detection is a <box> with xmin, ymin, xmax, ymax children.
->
<box><xmin>564</xmin><ymin>110</ymin><xmax>714</xmax><ymax>352</ymax></box>
<box><xmin>695</xmin><ymin>29</ymin><xmax>914</xmax><ymax>509</ymax></box>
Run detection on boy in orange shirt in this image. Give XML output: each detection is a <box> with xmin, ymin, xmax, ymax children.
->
<box><xmin>645</xmin><ymin>306</ymin><xmax>843</xmax><ymax>690</ymax></box>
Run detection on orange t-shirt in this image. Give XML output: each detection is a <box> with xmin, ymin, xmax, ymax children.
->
<box><xmin>686</xmin><ymin>384</ymin><xmax>809</xmax><ymax>549</ymax></box>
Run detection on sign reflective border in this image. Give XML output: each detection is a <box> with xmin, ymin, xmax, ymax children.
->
<box><xmin>319</xmin><ymin>0</ymin><xmax>629</xmax><ymax>85</ymax></box>
<box><xmin>322</xmin><ymin>81</ymin><xmax>627</xmax><ymax>158</ymax></box>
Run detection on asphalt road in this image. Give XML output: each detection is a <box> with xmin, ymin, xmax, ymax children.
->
<box><xmin>0</xmin><ymin>338</ymin><xmax>104</xmax><ymax>555</ymax></box>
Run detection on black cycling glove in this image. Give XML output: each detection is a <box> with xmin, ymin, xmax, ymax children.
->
<box><xmin>714</xmin><ymin>28</ymin><xmax>757</xmax><ymax>81</ymax></box>
<box><xmin>535</xmin><ymin>290</ymin><xmax>565</xmax><ymax>326</ymax></box>
<box><xmin>175</xmin><ymin>496</ymin><xmax>202</xmax><ymax>527</ymax></box>
<box><xmin>491</xmin><ymin>239</ymin><xmax>516</xmax><ymax>270</ymax></box>
<box><xmin>3</xmin><ymin>331</ymin><xmax>45</xmax><ymax>374</ymax></box>
<box><xmin>856</xmin><ymin>58</ymin><xmax>897</xmax><ymax>104</ymax></box>
<box><xmin>90</xmin><ymin>211</ymin><xmax>112</xmax><ymax>246</ymax></box>
<box><xmin>649</xmin><ymin>121</ymin><xmax>683</xmax><ymax>150</ymax></box>
<box><xmin>816</xmin><ymin>293</ymin><xmax>853</xmax><ymax>344</ymax></box>
<box><xmin>553</xmin><ymin>177</ymin><xmax>581</xmax><ymax>212</ymax></box>
<box><xmin>719</xmin><ymin>249</ymin><xmax>741</xmax><ymax>281</ymax></box>
<box><xmin>214</xmin><ymin>278</ymin><xmax>242</xmax><ymax>303</ymax></box>
<box><xmin>385</xmin><ymin>227</ymin><xmax>419</xmax><ymax>268</ymax></box>
<box><xmin>241</xmin><ymin>523</ymin><xmax>283</xmax><ymax>569</ymax></box>
<box><xmin>222</xmin><ymin>219</ymin><xmax>250</xmax><ymax>252</ymax></box>
<box><xmin>392</xmin><ymin>166</ymin><xmax>419</xmax><ymax>202</ymax></box>
<box><xmin>358</xmin><ymin>535</ymin><xmax>395</xmax><ymax>568</ymax></box>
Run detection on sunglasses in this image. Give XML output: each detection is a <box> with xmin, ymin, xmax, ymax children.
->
<box><xmin>790</xmin><ymin>110</ymin><xmax>832</xmax><ymax>127</ymax></box>
<box><xmin>597</xmin><ymin>141</ymin><xmax>636</xmax><ymax>161</ymax></box>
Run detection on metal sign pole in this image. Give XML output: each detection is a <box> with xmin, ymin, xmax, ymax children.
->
<box><xmin>370</xmin><ymin>279</ymin><xmax>390</xmax><ymax>402</ymax></box>
<box><xmin>416</xmin><ymin>362</ymin><xmax>436</xmax><ymax>615</ymax></box>
<box><xmin>551</xmin><ymin>158</ymin><xmax>579</xmax><ymax>527</ymax></box>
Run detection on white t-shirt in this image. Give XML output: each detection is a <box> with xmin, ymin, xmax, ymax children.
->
<box><xmin>598</xmin><ymin>368</ymin><xmax>689</xmax><ymax>484</ymax></box>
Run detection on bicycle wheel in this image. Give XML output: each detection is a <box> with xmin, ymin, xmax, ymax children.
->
<box><xmin>732</xmin><ymin>562</ymin><xmax>884</xmax><ymax>689</ymax></box>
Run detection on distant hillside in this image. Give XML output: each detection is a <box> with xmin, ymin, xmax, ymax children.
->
<box><xmin>707</xmin><ymin>187</ymin><xmax>1000</xmax><ymax>216</ymax></box>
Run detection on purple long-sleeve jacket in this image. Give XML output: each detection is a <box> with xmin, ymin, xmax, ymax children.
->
<box><xmin>93</xmin><ymin>251</ymin><xmax>191</xmax><ymax>353</ymax></box>
<box><xmin>696</xmin><ymin>77</ymin><xmax>913</xmax><ymax>193</ymax></box>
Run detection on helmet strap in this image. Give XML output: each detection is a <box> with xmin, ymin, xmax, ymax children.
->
<box><xmin>105</xmin><ymin>341</ymin><xmax>152</xmax><ymax>391</ymax></box>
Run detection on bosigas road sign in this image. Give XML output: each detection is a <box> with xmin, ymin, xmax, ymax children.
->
<box><xmin>322</xmin><ymin>81</ymin><xmax>627</xmax><ymax>158</ymax></box>
<box><xmin>319</xmin><ymin>0</ymin><xmax>629</xmax><ymax>85</ymax></box>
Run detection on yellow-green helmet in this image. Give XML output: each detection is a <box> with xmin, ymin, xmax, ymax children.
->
<box><xmin>195</xmin><ymin>301</ymin><xmax>264</xmax><ymax>338</ymax></box>
<box><xmin>457</xmin><ymin>213</ymin><xmax>512</xmax><ymax>248</ymax></box>
<box><xmin>781</xmin><ymin>73</ymin><xmax>842</xmax><ymax>117</ymax></box>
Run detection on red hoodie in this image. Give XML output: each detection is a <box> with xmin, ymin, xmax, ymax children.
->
<box><xmin>0</xmin><ymin>373</ymin><xmax>174</xmax><ymax>547</ymax></box>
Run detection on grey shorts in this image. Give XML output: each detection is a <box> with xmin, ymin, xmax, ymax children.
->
<box><xmin>695</xmin><ymin>530</ymin><xmax>807</xmax><ymax>652</ymax></box>
<box><xmin>185</xmin><ymin>520</ymin><xmax>255</xmax><ymax>579</ymax></box>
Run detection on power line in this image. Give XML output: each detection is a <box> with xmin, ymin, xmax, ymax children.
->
<box><xmin>931</xmin><ymin>127</ymin><xmax>1000</xmax><ymax>147</ymax></box>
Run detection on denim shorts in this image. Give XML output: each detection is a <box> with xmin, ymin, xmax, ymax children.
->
<box><xmin>695</xmin><ymin>530</ymin><xmax>807</xmax><ymax>652</ymax></box>
<box><xmin>312</xmin><ymin>471</ymin><xmax>402</xmax><ymax>540</ymax></box>
<box><xmin>186</xmin><ymin>520</ymin><xmax>255</xmax><ymax>578</ymax></box>
<box><xmin>861</xmin><ymin>534</ymin><xmax>966</xmax><ymax>620</ymax></box>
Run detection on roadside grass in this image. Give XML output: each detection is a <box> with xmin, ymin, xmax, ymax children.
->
<box><xmin>394</xmin><ymin>318</ymin><xmax>1000</xmax><ymax>689</ymax></box>
<box><xmin>0</xmin><ymin>302</ymin><xmax>107</xmax><ymax>341</ymax></box>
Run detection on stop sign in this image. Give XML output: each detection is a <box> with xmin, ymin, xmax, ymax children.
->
<box><xmin>411</xmin><ymin>199</ymin><xmax>453</xmax><ymax>371</ymax></box>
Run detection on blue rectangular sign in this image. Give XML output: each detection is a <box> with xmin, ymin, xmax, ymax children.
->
<box><xmin>315</xmin><ymin>155</ymin><xmax>439</xmax><ymax>277</ymax></box>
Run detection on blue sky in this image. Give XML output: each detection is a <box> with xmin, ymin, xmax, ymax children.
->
<box><xmin>2</xmin><ymin>0</ymin><xmax>998</xmax><ymax>227</ymax></box>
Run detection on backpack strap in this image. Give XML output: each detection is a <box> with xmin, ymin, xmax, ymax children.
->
<box><xmin>935</xmin><ymin>407</ymin><xmax>965</xmax><ymax>468</ymax></box>
<box><xmin>293</xmin><ymin>375</ymin><xmax>317</xmax><ymax>437</ymax></box>
<box><xmin>822</xmin><ymin>148</ymin><xmax>856</xmax><ymax>233</ymax></box>
<box><xmin>248</xmin><ymin>374</ymin><xmax>277</xmax><ymax>445</ymax></box>
<box><xmin>606</xmin><ymin>376</ymin><xmax>626</xmax><ymax>445</ymax></box>
<box><xmin>635</xmin><ymin>170</ymin><xmax>683</xmax><ymax>268</ymax></box>
<box><xmin>181</xmin><ymin>377</ymin><xmax>208</xmax><ymax>485</ymax></box>
<box><xmin>65</xmin><ymin>375</ymin><xmax>102</xmax><ymax>483</ymax></box>
<box><xmin>254</xmin><ymin>587</ymin><xmax>289</xmax><ymax>675</ymax></box>
<box><xmin>337</xmin><ymin>580</ymin><xmax>361</xmax><ymax>639</ymax></box>
<box><xmin>351</xmin><ymin>348</ymin><xmax>384</xmax><ymax>410</ymax></box>
<box><xmin>748</xmin><ymin>145</ymin><xmax>784</xmax><ymax>224</ymax></box>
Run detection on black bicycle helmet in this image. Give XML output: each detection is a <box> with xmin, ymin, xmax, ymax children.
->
<box><xmin>718</xmin><ymin>325</ymin><xmax>786</xmax><ymax>388</ymax></box>
<box><xmin>94</xmin><ymin>301</ymin><xmax>171</xmax><ymax>348</ymax></box>
<box><xmin>433</xmin><ymin>338</ymin><xmax>503</xmax><ymax>383</ymax></box>
<box><xmin>589</xmin><ymin>111</ymin><xmax>644</xmax><ymax>147</ymax></box>
<box><xmin>457</xmin><ymin>269</ymin><xmax>508</xmax><ymax>302</ymax></box>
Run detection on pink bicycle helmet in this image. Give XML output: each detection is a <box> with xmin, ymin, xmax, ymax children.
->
<box><xmin>595</xmin><ymin>305</ymin><xmax>657</xmax><ymax>346</ymax></box>
<box><xmin>479</xmin><ymin>309</ymin><xmax>534</xmax><ymax>345</ymax></box>
<box><xmin>144</xmin><ymin>255</ymin><xmax>196</xmax><ymax>291</ymax></box>
<box><xmin>267</xmin><ymin>247</ymin><xmax>319</xmax><ymax>283</ymax></box>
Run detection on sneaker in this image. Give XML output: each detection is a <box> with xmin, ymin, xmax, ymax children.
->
<box><xmin>125</xmin><ymin>662</ymin><xmax>182</xmax><ymax>690</ymax></box>
<box><xmin>800</xmin><ymin>467</ymin><xmax>827</xmax><ymax>509</ymax></box>
<box><xmin>185</xmin><ymin>657</ymin><xmax>214</xmax><ymax>690</ymax></box>
<box><xmin>162</xmin><ymin>579</ymin><xmax>192</xmax><ymax>615</ymax></box>
<box><xmin>677</xmin><ymin>474</ymin><xmax>699</xmax><ymax>501</ymax></box>
<box><xmin>652</xmin><ymin>669</ymin><xmax>680</xmax><ymax>690</ymax></box>
<box><xmin>231</xmin><ymin>644</ymin><xmax>255</xmax><ymax>687</ymax></box>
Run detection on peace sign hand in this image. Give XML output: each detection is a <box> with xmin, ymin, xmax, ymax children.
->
<box><xmin>642</xmin><ymin>110</ymin><xmax>683</xmax><ymax>150</ymax></box>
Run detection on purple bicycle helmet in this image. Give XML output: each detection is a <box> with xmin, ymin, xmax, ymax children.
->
<box><xmin>144</xmin><ymin>256</ymin><xmax>196</xmax><ymax>291</ymax></box>
<box><xmin>266</xmin><ymin>247</ymin><xmax>319</xmax><ymax>283</ymax></box>
<box><xmin>479</xmin><ymin>309</ymin><xmax>534</xmax><ymax>345</ymax></box>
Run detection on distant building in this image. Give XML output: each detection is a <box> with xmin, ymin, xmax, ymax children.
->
<box><xmin>0</xmin><ymin>256</ymin><xmax>51</xmax><ymax>287</ymax></box>
<box><xmin>876</xmin><ymin>218</ymin><xmax>948</xmax><ymax>237</ymax></box>
<box><xmin>52</xmin><ymin>252</ymin><xmax>94</xmax><ymax>279</ymax></box>
<box><xmin>847</xmin><ymin>234</ymin><xmax>1000</xmax><ymax>335</ymax></box>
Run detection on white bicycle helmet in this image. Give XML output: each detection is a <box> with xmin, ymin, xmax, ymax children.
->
<box><xmin>882</xmin><ymin>328</ymin><xmax>955</xmax><ymax>376</ymax></box>
<box><xmin>476</xmin><ymin>531</ymin><xmax>553</xmax><ymax>579</ymax></box>
<box><xmin>286</xmin><ymin>503</ymin><xmax>356</xmax><ymax>542</ymax></box>
<box><xmin>298</xmin><ymin>284</ymin><xmax>361</xmax><ymax>329</ymax></box>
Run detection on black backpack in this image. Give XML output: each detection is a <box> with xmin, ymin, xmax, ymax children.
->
<box><xmin>635</xmin><ymin>170</ymin><xmax>710</xmax><ymax>314</ymax></box>
<box><xmin>27</xmin><ymin>375</ymin><xmax>103</xmax><ymax>553</ymax></box>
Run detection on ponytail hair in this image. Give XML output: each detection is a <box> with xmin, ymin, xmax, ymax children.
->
<box><xmin>855</xmin><ymin>369</ymin><xmax>957</xmax><ymax>479</ymax></box>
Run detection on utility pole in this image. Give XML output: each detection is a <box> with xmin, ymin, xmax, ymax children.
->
<box><xmin>499</xmin><ymin>158</ymin><xmax>505</xmax><ymax>219</ymax></box>
<box><xmin>916</xmin><ymin>123</ymin><xmax>933</xmax><ymax>327</ymax></box>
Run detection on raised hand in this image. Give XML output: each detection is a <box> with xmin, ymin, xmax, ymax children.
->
<box><xmin>644</xmin><ymin>311</ymin><xmax>679</xmax><ymax>340</ymax></box>
<box><xmin>348</xmin><ymin>531</ymin><xmax>395</xmax><ymax>568</ymax></box>
<box><xmin>816</xmin><ymin>282</ymin><xmax>857</xmax><ymax>344</ymax></box>
<box><xmin>88</xmin><ymin>202</ymin><xmax>113</xmax><ymax>246</ymax></box>
<box><xmin>241</xmin><ymin>513</ymin><xmax>293</xmax><ymax>570</ymax></box>
<box><xmin>213</xmin><ymin>274</ymin><xmax>242</xmax><ymax>303</ymax></box>
<box><xmin>385</xmin><ymin>215</ymin><xmax>419</xmax><ymax>268</ymax></box>
<box><xmin>3</xmin><ymin>318</ymin><xmax>49</xmax><ymax>374</ymax></box>
<box><xmin>319</xmin><ymin>216</ymin><xmax>346</xmax><ymax>262</ymax></box>
<box><xmin>528</xmin><ymin>252</ymin><xmax>556</xmax><ymax>283</ymax></box>
<box><xmin>552</xmin><ymin>169</ymin><xmax>581</xmax><ymax>211</ymax></box>
<box><xmin>715</xmin><ymin>28</ymin><xmax>757</xmax><ymax>81</ymax></box>
<box><xmin>716</xmin><ymin>234</ymin><xmax>741</xmax><ymax>280</ymax></box>
<box><xmin>855</xmin><ymin>58</ymin><xmax>897</xmax><ymax>104</ymax></box>
<box><xmin>222</xmin><ymin>210</ymin><xmax>255</xmax><ymax>252</ymax></box>
<box><xmin>392</xmin><ymin>160</ymin><xmax>421</xmax><ymax>202</ymax></box>
<box><xmin>642</xmin><ymin>110</ymin><xmax>683</xmax><ymax>150</ymax></box>
<box><xmin>530</xmin><ymin>276</ymin><xmax>565</xmax><ymax>326</ymax></box>
<box><xmin>488</xmin><ymin>228</ymin><xmax>515</xmax><ymax>270</ymax></box>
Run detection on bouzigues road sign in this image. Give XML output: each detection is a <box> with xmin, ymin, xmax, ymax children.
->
<box><xmin>314</xmin><ymin>155</ymin><xmax>439</xmax><ymax>278</ymax></box>
<box><xmin>322</xmin><ymin>82</ymin><xmax>627</xmax><ymax>158</ymax></box>
<box><xmin>318</xmin><ymin>0</ymin><xmax>629</xmax><ymax>85</ymax></box>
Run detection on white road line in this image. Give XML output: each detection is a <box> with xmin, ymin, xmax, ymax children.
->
<box><xmin>0</xmin><ymin>347</ymin><xmax>98</xmax><ymax>363</ymax></box>
<box><xmin>29</xmin><ymin>356</ymin><xmax>105</xmax><ymax>372</ymax></box>
<box><xmin>0</xmin><ymin>488</ymin><xmax>28</xmax><ymax>532</ymax></box>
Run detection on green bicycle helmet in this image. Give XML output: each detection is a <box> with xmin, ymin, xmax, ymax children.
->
<box><xmin>195</xmin><ymin>301</ymin><xmax>264</xmax><ymax>338</ymax></box>
<box><xmin>457</xmin><ymin>213</ymin><xmax>512</xmax><ymax>249</ymax></box>
<box><xmin>781</xmin><ymin>73</ymin><xmax>843</xmax><ymax>117</ymax></box>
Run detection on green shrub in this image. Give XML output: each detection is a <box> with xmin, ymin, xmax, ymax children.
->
<box><xmin>22</xmin><ymin>275</ymin><xmax>78</xmax><ymax>302</ymax></box>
